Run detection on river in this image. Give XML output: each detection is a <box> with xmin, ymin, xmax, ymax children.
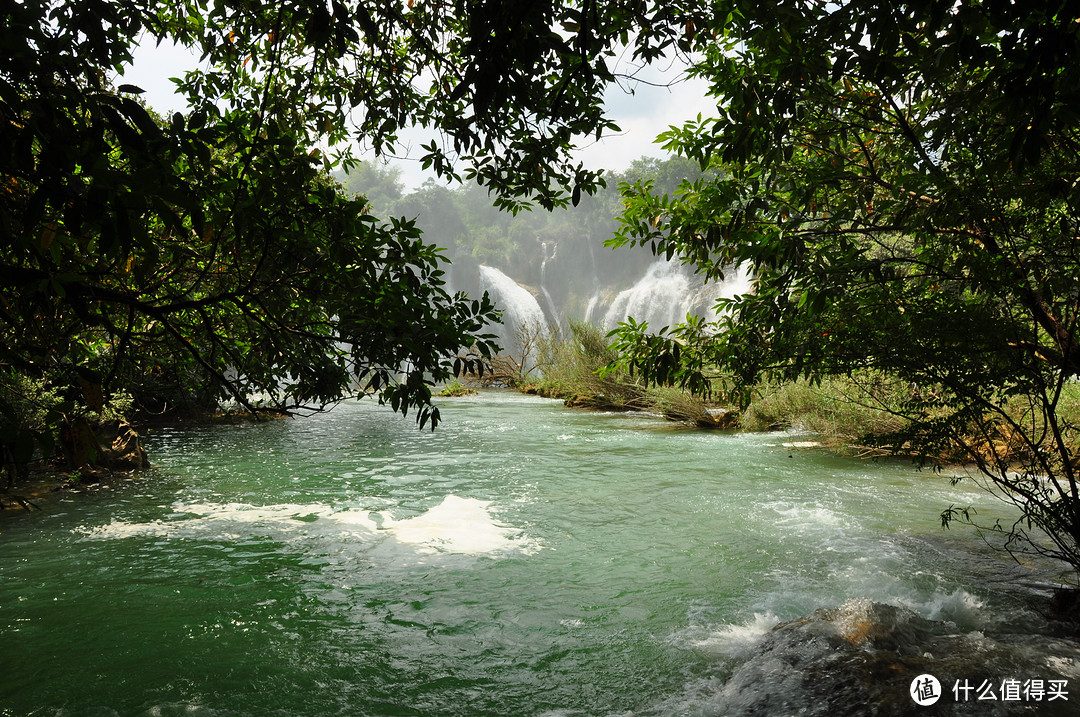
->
<box><xmin>1</xmin><ymin>392</ymin><xmax>1078</xmax><ymax>715</ymax></box>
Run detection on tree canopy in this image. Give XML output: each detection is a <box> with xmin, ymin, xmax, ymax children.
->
<box><xmin>609</xmin><ymin>0</ymin><xmax>1080</xmax><ymax>571</ymax></box>
<box><xmin>0</xmin><ymin>0</ymin><xmax>699</xmax><ymax>478</ymax></box>
<box><xmin>341</xmin><ymin>154</ymin><xmax>701</xmax><ymax>280</ymax></box>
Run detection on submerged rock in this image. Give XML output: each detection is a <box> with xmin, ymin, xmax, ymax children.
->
<box><xmin>709</xmin><ymin>598</ymin><xmax>1080</xmax><ymax>716</ymax></box>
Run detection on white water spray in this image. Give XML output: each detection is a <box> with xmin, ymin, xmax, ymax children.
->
<box><xmin>477</xmin><ymin>265</ymin><xmax>549</xmax><ymax>353</ymax></box>
<box><xmin>602</xmin><ymin>259</ymin><xmax>751</xmax><ymax>331</ymax></box>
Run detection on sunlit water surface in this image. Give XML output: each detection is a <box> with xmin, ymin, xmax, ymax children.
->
<box><xmin>0</xmin><ymin>392</ymin><xmax>1073</xmax><ymax>715</ymax></box>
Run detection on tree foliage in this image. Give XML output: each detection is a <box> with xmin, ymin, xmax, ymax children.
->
<box><xmin>1</xmin><ymin>2</ymin><xmax>516</xmax><ymax>459</ymax></box>
<box><xmin>1</xmin><ymin>0</ymin><xmax>725</xmax><ymax>480</ymax></box>
<box><xmin>0</xmin><ymin>0</ymin><xmax>701</xmax><ymax>479</ymax></box>
<box><xmin>609</xmin><ymin>1</ymin><xmax>1080</xmax><ymax>572</ymax></box>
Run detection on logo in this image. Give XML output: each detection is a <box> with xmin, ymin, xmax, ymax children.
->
<box><xmin>911</xmin><ymin>674</ymin><xmax>942</xmax><ymax>706</ymax></box>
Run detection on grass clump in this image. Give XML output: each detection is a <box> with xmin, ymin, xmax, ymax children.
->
<box><xmin>740</xmin><ymin>372</ymin><xmax>911</xmax><ymax>447</ymax></box>
<box><xmin>530</xmin><ymin>320</ymin><xmax>645</xmax><ymax>410</ymax></box>
<box><xmin>740</xmin><ymin>373</ymin><xmax>1080</xmax><ymax>461</ymax></box>
<box><xmin>436</xmin><ymin>379</ymin><xmax>477</xmax><ymax>397</ymax></box>
<box><xmin>522</xmin><ymin>320</ymin><xmax>726</xmax><ymax>425</ymax></box>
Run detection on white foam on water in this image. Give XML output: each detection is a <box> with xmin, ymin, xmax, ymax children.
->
<box><xmin>77</xmin><ymin>502</ymin><xmax>359</xmax><ymax>541</ymax></box>
<box><xmin>76</xmin><ymin>495</ymin><xmax>540</xmax><ymax>560</ymax></box>
<box><xmin>900</xmin><ymin>586</ymin><xmax>985</xmax><ymax>624</ymax></box>
<box><xmin>141</xmin><ymin>703</ymin><xmax>222</xmax><ymax>716</ymax></box>
<box><xmin>687</xmin><ymin>612</ymin><xmax>781</xmax><ymax>659</ymax></box>
<box><xmin>381</xmin><ymin>495</ymin><xmax>540</xmax><ymax>556</ymax></box>
<box><xmin>766</xmin><ymin>501</ymin><xmax>844</xmax><ymax>529</ymax></box>
<box><xmin>77</xmin><ymin>519</ymin><xmax>172</xmax><ymax>540</ymax></box>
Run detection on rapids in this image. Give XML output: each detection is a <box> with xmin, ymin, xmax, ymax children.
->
<box><xmin>1</xmin><ymin>392</ymin><xmax>1076</xmax><ymax>716</ymax></box>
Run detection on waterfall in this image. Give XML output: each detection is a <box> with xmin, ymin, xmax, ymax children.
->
<box><xmin>477</xmin><ymin>265</ymin><xmax>549</xmax><ymax>354</ymax></box>
<box><xmin>601</xmin><ymin>259</ymin><xmax>693</xmax><ymax>331</ymax></box>
<box><xmin>539</xmin><ymin>242</ymin><xmax>562</xmax><ymax>331</ymax></box>
<box><xmin>583</xmin><ymin>240</ymin><xmax>602</xmax><ymax>325</ymax></box>
<box><xmin>602</xmin><ymin>258</ymin><xmax>751</xmax><ymax>331</ymax></box>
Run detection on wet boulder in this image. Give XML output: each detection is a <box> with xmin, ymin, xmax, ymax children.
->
<box><xmin>708</xmin><ymin>597</ymin><xmax>1080</xmax><ymax>716</ymax></box>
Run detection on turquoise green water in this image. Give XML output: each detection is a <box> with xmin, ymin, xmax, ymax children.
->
<box><xmin>0</xmin><ymin>392</ymin><xmax>1056</xmax><ymax>716</ymax></box>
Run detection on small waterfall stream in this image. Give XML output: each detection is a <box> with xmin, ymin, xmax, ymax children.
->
<box><xmin>583</xmin><ymin>239</ymin><xmax>603</xmax><ymax>325</ymax></box>
<box><xmin>538</xmin><ymin>242</ymin><xmax>562</xmax><ymax>331</ymax></box>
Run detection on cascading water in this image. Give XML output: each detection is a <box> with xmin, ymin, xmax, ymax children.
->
<box><xmin>583</xmin><ymin>239</ymin><xmax>603</xmax><ymax>325</ymax></box>
<box><xmin>538</xmin><ymin>241</ymin><xmax>562</xmax><ymax>331</ymax></box>
<box><xmin>477</xmin><ymin>264</ymin><xmax>549</xmax><ymax>354</ymax></box>
<box><xmin>602</xmin><ymin>258</ymin><xmax>752</xmax><ymax>331</ymax></box>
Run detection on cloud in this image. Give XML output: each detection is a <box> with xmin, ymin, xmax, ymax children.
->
<box><xmin>119</xmin><ymin>38</ymin><xmax>205</xmax><ymax>115</ymax></box>
<box><xmin>576</xmin><ymin>73</ymin><xmax>716</xmax><ymax>174</ymax></box>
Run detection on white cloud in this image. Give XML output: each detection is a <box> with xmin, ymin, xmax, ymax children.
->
<box><xmin>576</xmin><ymin>73</ymin><xmax>716</xmax><ymax>174</ymax></box>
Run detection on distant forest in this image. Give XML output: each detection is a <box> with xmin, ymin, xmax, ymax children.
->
<box><xmin>338</xmin><ymin>154</ymin><xmax>706</xmax><ymax>291</ymax></box>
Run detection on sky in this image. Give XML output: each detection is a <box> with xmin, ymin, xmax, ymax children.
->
<box><xmin>121</xmin><ymin>38</ymin><xmax>717</xmax><ymax>190</ymax></box>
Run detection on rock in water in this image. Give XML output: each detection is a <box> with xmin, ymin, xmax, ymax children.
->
<box><xmin>99</xmin><ymin>419</ymin><xmax>151</xmax><ymax>471</ymax></box>
<box><xmin>708</xmin><ymin>597</ymin><xmax>1080</xmax><ymax>716</ymax></box>
<box><xmin>61</xmin><ymin>418</ymin><xmax>150</xmax><ymax>473</ymax></box>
